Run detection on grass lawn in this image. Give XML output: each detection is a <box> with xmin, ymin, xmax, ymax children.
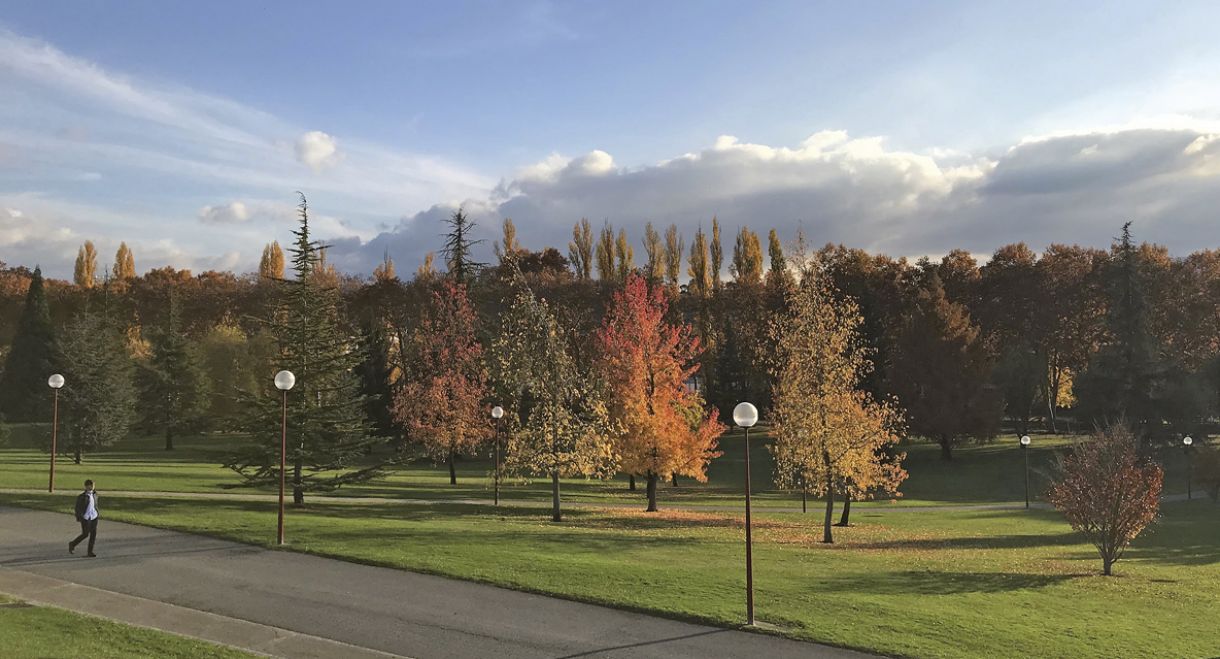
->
<box><xmin>1</xmin><ymin>491</ymin><xmax>1216</xmax><ymax>659</ymax></box>
<box><xmin>0</xmin><ymin>594</ymin><xmax>254</xmax><ymax>658</ymax></box>
<box><xmin>2</xmin><ymin>423</ymin><xmax>1205</xmax><ymax>508</ymax></box>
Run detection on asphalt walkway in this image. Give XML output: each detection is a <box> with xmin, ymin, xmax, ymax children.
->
<box><xmin>0</xmin><ymin>506</ymin><xmax>866</xmax><ymax>659</ymax></box>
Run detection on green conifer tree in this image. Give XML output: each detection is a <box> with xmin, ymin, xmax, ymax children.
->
<box><xmin>60</xmin><ymin>309</ymin><xmax>136</xmax><ymax>463</ymax></box>
<box><xmin>0</xmin><ymin>267</ymin><xmax>60</xmax><ymax>422</ymax></box>
<box><xmin>226</xmin><ymin>194</ymin><xmax>383</xmax><ymax>504</ymax></box>
<box><xmin>139</xmin><ymin>293</ymin><xmax>210</xmax><ymax>450</ymax></box>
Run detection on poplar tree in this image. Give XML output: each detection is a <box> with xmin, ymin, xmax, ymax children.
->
<box><xmin>595</xmin><ymin>222</ymin><xmax>616</xmax><ymax>282</ymax></box>
<box><xmin>731</xmin><ymin>226</ymin><xmax>764</xmax><ymax>285</ymax></box>
<box><xmin>642</xmin><ymin>222</ymin><xmax>665</xmax><ymax>285</ymax></box>
<box><xmin>259</xmin><ymin>242</ymin><xmax>286</xmax><ymax>279</ymax></box>
<box><xmin>494</xmin><ymin>218</ymin><xmax>523</xmax><ymax>264</ymax></box>
<box><xmin>569</xmin><ymin>218</ymin><xmax>594</xmax><ymax>281</ymax></box>
<box><xmin>74</xmin><ymin>241</ymin><xmax>97</xmax><ymax>289</ymax></box>
<box><xmin>688</xmin><ymin>226</ymin><xmax>711</xmax><ymax>298</ymax></box>
<box><xmin>767</xmin><ymin>228</ymin><xmax>793</xmax><ymax>289</ymax></box>
<box><xmin>0</xmin><ymin>267</ymin><xmax>59</xmax><ymax>422</ymax></box>
<box><xmin>615</xmin><ymin>228</ymin><xmax>634</xmax><ymax>282</ymax></box>
<box><xmin>664</xmin><ymin>224</ymin><xmax>684</xmax><ymax>297</ymax></box>
<box><xmin>710</xmin><ymin>216</ymin><xmax>724</xmax><ymax>291</ymax></box>
<box><xmin>226</xmin><ymin>195</ymin><xmax>382</xmax><ymax>504</ymax></box>
<box><xmin>113</xmin><ymin>242</ymin><xmax>136</xmax><ymax>281</ymax></box>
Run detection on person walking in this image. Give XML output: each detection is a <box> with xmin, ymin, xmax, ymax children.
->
<box><xmin>69</xmin><ymin>479</ymin><xmax>99</xmax><ymax>557</ymax></box>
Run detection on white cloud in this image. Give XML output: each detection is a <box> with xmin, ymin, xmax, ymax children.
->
<box><xmin>295</xmin><ymin>130</ymin><xmax>340</xmax><ymax>171</ymax></box>
<box><xmin>199</xmin><ymin>201</ymin><xmax>251</xmax><ymax>224</ymax></box>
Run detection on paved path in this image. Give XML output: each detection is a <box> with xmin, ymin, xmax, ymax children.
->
<box><xmin>0</xmin><ymin>506</ymin><xmax>867</xmax><ymax>659</ymax></box>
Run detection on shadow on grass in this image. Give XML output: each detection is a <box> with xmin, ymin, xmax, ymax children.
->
<box><xmin>850</xmin><ymin>531</ymin><xmax>1082</xmax><ymax>551</ymax></box>
<box><xmin>818</xmin><ymin>570</ymin><xmax>1080</xmax><ymax>595</ymax></box>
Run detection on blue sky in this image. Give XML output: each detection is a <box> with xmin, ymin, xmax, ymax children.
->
<box><xmin>3</xmin><ymin>1</ymin><xmax>1220</xmax><ymax>277</ymax></box>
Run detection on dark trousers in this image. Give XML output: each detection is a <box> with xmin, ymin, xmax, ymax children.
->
<box><xmin>70</xmin><ymin>518</ymin><xmax>98</xmax><ymax>554</ymax></box>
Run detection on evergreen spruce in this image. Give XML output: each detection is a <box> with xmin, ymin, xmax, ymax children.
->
<box><xmin>139</xmin><ymin>293</ymin><xmax>210</xmax><ymax>450</ymax></box>
<box><xmin>226</xmin><ymin>194</ymin><xmax>383</xmax><ymax>504</ymax></box>
<box><xmin>0</xmin><ymin>267</ymin><xmax>60</xmax><ymax>422</ymax></box>
<box><xmin>442</xmin><ymin>208</ymin><xmax>485</xmax><ymax>285</ymax></box>
<box><xmin>60</xmin><ymin>309</ymin><xmax>136</xmax><ymax>463</ymax></box>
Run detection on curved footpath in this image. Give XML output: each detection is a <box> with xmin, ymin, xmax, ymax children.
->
<box><xmin>0</xmin><ymin>506</ymin><xmax>868</xmax><ymax>659</ymax></box>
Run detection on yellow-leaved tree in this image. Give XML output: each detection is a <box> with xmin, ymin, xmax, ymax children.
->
<box><xmin>770</xmin><ymin>273</ymin><xmax>906</xmax><ymax>543</ymax></box>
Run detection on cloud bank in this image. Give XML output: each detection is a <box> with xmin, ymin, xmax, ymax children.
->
<box><xmin>325</xmin><ymin>125</ymin><xmax>1220</xmax><ymax>275</ymax></box>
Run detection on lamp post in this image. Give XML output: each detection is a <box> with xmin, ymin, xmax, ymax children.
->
<box><xmin>47</xmin><ymin>374</ymin><xmax>65</xmax><ymax>493</ymax></box>
<box><xmin>733</xmin><ymin>401</ymin><xmax>759</xmax><ymax>626</ymax></box>
<box><xmin>491</xmin><ymin>406</ymin><xmax>504</xmax><ymax>506</ymax></box>
<box><xmin>1183</xmin><ymin>436</ymin><xmax>1194</xmax><ymax>500</ymax></box>
<box><xmin>1019</xmin><ymin>435</ymin><xmax>1031</xmax><ymax>509</ymax></box>
<box><xmin>274</xmin><ymin>370</ymin><xmax>295</xmax><ymax>546</ymax></box>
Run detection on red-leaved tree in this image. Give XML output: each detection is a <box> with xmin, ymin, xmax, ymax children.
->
<box><xmin>596</xmin><ymin>274</ymin><xmax>724</xmax><ymax>511</ymax></box>
<box><xmin>393</xmin><ymin>280</ymin><xmax>489</xmax><ymax>484</ymax></box>
<box><xmin>1046</xmin><ymin>423</ymin><xmax>1163</xmax><ymax>575</ymax></box>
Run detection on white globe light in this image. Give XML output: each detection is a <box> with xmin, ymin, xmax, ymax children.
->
<box><xmin>274</xmin><ymin>370</ymin><xmax>296</xmax><ymax>391</ymax></box>
<box><xmin>1020</xmin><ymin>435</ymin><xmax>1031</xmax><ymax>446</ymax></box>
<box><xmin>1184</xmin><ymin>436</ymin><xmax>1193</xmax><ymax>447</ymax></box>
<box><xmin>732</xmin><ymin>402</ymin><xmax>758</xmax><ymax>428</ymax></box>
<box><xmin>48</xmin><ymin>374</ymin><xmax>65</xmax><ymax>389</ymax></box>
<box><xmin>491</xmin><ymin>406</ymin><xmax>504</xmax><ymax>420</ymax></box>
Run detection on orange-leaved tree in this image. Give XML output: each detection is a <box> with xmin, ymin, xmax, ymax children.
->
<box><xmin>770</xmin><ymin>274</ymin><xmax>906</xmax><ymax>544</ymax></box>
<box><xmin>393</xmin><ymin>280</ymin><xmax>489</xmax><ymax>484</ymax></box>
<box><xmin>1047</xmin><ymin>423</ymin><xmax>1163</xmax><ymax>575</ymax></box>
<box><xmin>596</xmin><ymin>274</ymin><xmax>724</xmax><ymax>512</ymax></box>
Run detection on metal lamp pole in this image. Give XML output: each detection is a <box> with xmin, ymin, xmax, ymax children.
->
<box><xmin>733</xmin><ymin>402</ymin><xmax>759</xmax><ymax>626</ymax></box>
<box><xmin>48</xmin><ymin>374</ymin><xmax>65</xmax><ymax>493</ymax></box>
<box><xmin>274</xmin><ymin>370</ymin><xmax>295</xmax><ymax>545</ymax></box>
<box><xmin>1184</xmin><ymin>436</ymin><xmax>1194</xmax><ymax>500</ymax></box>
<box><xmin>1020</xmin><ymin>435</ymin><xmax>1031</xmax><ymax>509</ymax></box>
<box><xmin>491</xmin><ymin>406</ymin><xmax>504</xmax><ymax>506</ymax></box>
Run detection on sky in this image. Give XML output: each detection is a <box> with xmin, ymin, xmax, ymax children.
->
<box><xmin>2</xmin><ymin>1</ymin><xmax>1220</xmax><ymax>279</ymax></box>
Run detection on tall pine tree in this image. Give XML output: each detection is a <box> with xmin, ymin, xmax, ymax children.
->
<box><xmin>0</xmin><ymin>267</ymin><xmax>59</xmax><ymax>422</ymax></box>
<box><xmin>226</xmin><ymin>194</ymin><xmax>382</xmax><ymax>504</ymax></box>
<box><xmin>139</xmin><ymin>293</ymin><xmax>210</xmax><ymax>450</ymax></box>
<box><xmin>60</xmin><ymin>308</ymin><xmax>136</xmax><ymax>463</ymax></box>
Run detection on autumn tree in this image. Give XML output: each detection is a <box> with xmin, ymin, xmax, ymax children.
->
<box><xmin>1047</xmin><ymin>423</ymin><xmax>1163</xmax><ymax>575</ymax></box>
<box><xmin>663</xmin><ymin>224</ymin><xmax>684</xmax><ymax>297</ymax></box>
<box><xmin>889</xmin><ymin>272</ymin><xmax>1001</xmax><ymax>460</ymax></box>
<box><xmin>615</xmin><ymin>228</ymin><xmax>634</xmax><ymax>282</ymax></box>
<box><xmin>596</xmin><ymin>274</ymin><xmax>724</xmax><ymax>511</ymax></box>
<box><xmin>113</xmin><ymin>242</ymin><xmax>136</xmax><ymax>281</ymax></box>
<box><xmin>74</xmin><ymin>241</ymin><xmax>98</xmax><ymax>288</ymax></box>
<box><xmin>416</xmin><ymin>252</ymin><xmax>437</xmax><ymax>281</ymax></box>
<box><xmin>393</xmin><ymin>280</ymin><xmax>489</xmax><ymax>484</ymax></box>
<box><xmin>138</xmin><ymin>293</ymin><xmax>210</xmax><ymax>450</ymax></box>
<box><xmin>770</xmin><ymin>275</ymin><xmax>906</xmax><ymax>543</ymax></box>
<box><xmin>642</xmin><ymin>222</ymin><xmax>665</xmax><ymax>285</ymax></box>
<box><xmin>731</xmin><ymin>227</ymin><xmax>764</xmax><ymax>286</ymax></box>
<box><xmin>595</xmin><ymin>222</ymin><xmax>616</xmax><ymax>282</ymax></box>
<box><xmin>688</xmin><ymin>226</ymin><xmax>711</xmax><ymax>298</ymax></box>
<box><xmin>492</xmin><ymin>271</ymin><xmax>618</xmax><ymax>521</ymax></box>
<box><xmin>226</xmin><ymin>195</ymin><xmax>382</xmax><ymax>503</ymax></box>
<box><xmin>0</xmin><ymin>267</ymin><xmax>60</xmax><ymax>422</ymax></box>
<box><xmin>372</xmin><ymin>251</ymin><xmax>397</xmax><ymax>283</ymax></box>
<box><xmin>494</xmin><ymin>217</ymin><xmax>523</xmax><ymax>264</ymax></box>
<box><xmin>710</xmin><ymin>216</ymin><xmax>724</xmax><ymax>291</ymax></box>
<box><xmin>259</xmin><ymin>242</ymin><xmax>285</xmax><ymax>279</ymax></box>
<box><xmin>766</xmin><ymin>229</ymin><xmax>793</xmax><ymax>290</ymax></box>
<box><xmin>569</xmin><ymin>218</ymin><xmax>594</xmax><ymax>281</ymax></box>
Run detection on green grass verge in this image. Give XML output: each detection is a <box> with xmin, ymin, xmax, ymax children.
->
<box><xmin>0</xmin><ymin>594</ymin><xmax>254</xmax><ymax>658</ymax></box>
<box><xmin>2</xmin><ymin>426</ymin><xmax>1204</xmax><ymax>508</ymax></box>
<box><xmin>2</xmin><ymin>492</ymin><xmax>1216</xmax><ymax>659</ymax></box>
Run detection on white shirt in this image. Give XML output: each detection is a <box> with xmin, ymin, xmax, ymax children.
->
<box><xmin>83</xmin><ymin>492</ymin><xmax>98</xmax><ymax>521</ymax></box>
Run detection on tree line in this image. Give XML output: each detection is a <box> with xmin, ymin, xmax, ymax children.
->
<box><xmin>1</xmin><ymin>201</ymin><xmax>1218</xmax><ymax>535</ymax></box>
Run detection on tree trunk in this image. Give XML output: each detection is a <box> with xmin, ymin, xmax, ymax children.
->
<box><xmin>646</xmin><ymin>472</ymin><xmax>659</xmax><ymax>512</ymax></box>
<box><xmin>628</xmin><ymin>474</ymin><xmax>636</xmax><ymax>491</ymax></box>
<box><xmin>448</xmin><ymin>452</ymin><xmax>457</xmax><ymax>485</ymax></box>
<box><xmin>939</xmin><ymin>435</ymin><xmax>953</xmax><ymax>461</ymax></box>
<box><xmin>74</xmin><ymin>448</ymin><xmax>81</xmax><ymax>465</ymax></box>
<box><xmin>822</xmin><ymin>487</ymin><xmax>835</xmax><ymax>544</ymax></box>
<box><xmin>293</xmin><ymin>459</ymin><xmax>304</xmax><ymax>506</ymax></box>
<box><xmin>801</xmin><ymin>487</ymin><xmax>807</xmax><ymax>513</ymax></box>
<box><xmin>836</xmin><ymin>495</ymin><xmax>852</xmax><ymax>526</ymax></box>
<box><xmin>1102</xmin><ymin>555</ymin><xmax>1113</xmax><ymax>576</ymax></box>
<box><xmin>165</xmin><ymin>427</ymin><xmax>174</xmax><ymax>451</ymax></box>
<box><xmin>551</xmin><ymin>470</ymin><xmax>562</xmax><ymax>522</ymax></box>
<box><xmin>671</xmin><ymin>473</ymin><xmax>678</xmax><ymax>487</ymax></box>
